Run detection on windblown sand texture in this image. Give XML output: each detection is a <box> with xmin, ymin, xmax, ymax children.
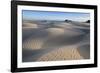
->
<box><xmin>22</xmin><ymin>21</ymin><xmax>90</xmax><ymax>62</ymax></box>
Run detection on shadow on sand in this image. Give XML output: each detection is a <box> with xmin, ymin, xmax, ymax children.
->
<box><xmin>77</xmin><ymin>44</ymin><xmax>90</xmax><ymax>59</ymax></box>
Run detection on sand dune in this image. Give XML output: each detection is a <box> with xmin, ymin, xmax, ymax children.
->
<box><xmin>23</xmin><ymin>38</ymin><xmax>45</xmax><ymax>50</ymax></box>
<box><xmin>45</xmin><ymin>28</ymin><xmax>65</xmax><ymax>37</ymax></box>
<box><xmin>22</xmin><ymin>21</ymin><xmax>90</xmax><ymax>62</ymax></box>
<box><xmin>23</xmin><ymin>23</ymin><xmax>38</xmax><ymax>28</ymax></box>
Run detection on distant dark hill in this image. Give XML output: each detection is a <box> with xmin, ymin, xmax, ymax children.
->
<box><xmin>86</xmin><ymin>20</ymin><xmax>90</xmax><ymax>23</ymax></box>
<box><xmin>65</xmin><ymin>19</ymin><xmax>72</xmax><ymax>22</ymax></box>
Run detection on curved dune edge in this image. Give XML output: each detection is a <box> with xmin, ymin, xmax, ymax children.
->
<box><xmin>38</xmin><ymin>47</ymin><xmax>83</xmax><ymax>61</ymax></box>
<box><xmin>54</xmin><ymin>23</ymin><xmax>72</xmax><ymax>28</ymax></box>
<box><xmin>77</xmin><ymin>44</ymin><xmax>90</xmax><ymax>59</ymax></box>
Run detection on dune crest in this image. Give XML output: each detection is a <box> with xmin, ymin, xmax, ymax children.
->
<box><xmin>45</xmin><ymin>28</ymin><xmax>65</xmax><ymax>37</ymax></box>
<box><xmin>23</xmin><ymin>23</ymin><xmax>38</xmax><ymax>28</ymax></box>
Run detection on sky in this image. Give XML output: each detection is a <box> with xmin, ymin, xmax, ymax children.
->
<box><xmin>22</xmin><ymin>10</ymin><xmax>90</xmax><ymax>22</ymax></box>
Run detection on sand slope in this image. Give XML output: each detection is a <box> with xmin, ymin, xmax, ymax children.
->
<box><xmin>38</xmin><ymin>46</ymin><xmax>83</xmax><ymax>61</ymax></box>
<box><xmin>23</xmin><ymin>23</ymin><xmax>38</xmax><ymax>28</ymax></box>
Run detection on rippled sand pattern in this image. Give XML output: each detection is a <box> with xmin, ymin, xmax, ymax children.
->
<box><xmin>38</xmin><ymin>47</ymin><xmax>83</xmax><ymax>61</ymax></box>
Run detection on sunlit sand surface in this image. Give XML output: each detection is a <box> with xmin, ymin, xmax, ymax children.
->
<box><xmin>23</xmin><ymin>23</ymin><xmax>38</xmax><ymax>28</ymax></box>
<box><xmin>38</xmin><ymin>46</ymin><xmax>83</xmax><ymax>61</ymax></box>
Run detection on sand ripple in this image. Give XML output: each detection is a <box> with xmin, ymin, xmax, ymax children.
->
<box><xmin>38</xmin><ymin>46</ymin><xmax>83</xmax><ymax>61</ymax></box>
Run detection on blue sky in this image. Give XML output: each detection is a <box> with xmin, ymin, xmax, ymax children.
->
<box><xmin>22</xmin><ymin>10</ymin><xmax>90</xmax><ymax>22</ymax></box>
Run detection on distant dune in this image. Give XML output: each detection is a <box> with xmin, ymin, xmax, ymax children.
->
<box><xmin>45</xmin><ymin>28</ymin><xmax>65</xmax><ymax>37</ymax></box>
<box><xmin>22</xmin><ymin>21</ymin><xmax>90</xmax><ymax>62</ymax></box>
<box><xmin>23</xmin><ymin>22</ymin><xmax>38</xmax><ymax>28</ymax></box>
<box><xmin>53</xmin><ymin>23</ymin><xmax>72</xmax><ymax>28</ymax></box>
